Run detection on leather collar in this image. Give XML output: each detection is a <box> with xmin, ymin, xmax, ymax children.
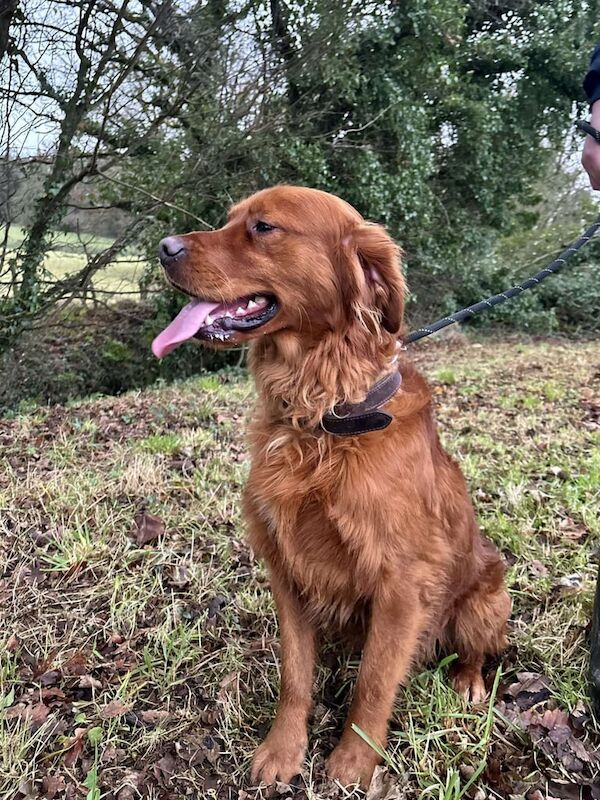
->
<box><xmin>321</xmin><ymin>369</ymin><xmax>402</xmax><ymax>436</ymax></box>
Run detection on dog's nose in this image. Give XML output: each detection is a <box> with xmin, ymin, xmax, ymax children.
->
<box><xmin>158</xmin><ymin>236</ymin><xmax>186</xmax><ymax>268</ymax></box>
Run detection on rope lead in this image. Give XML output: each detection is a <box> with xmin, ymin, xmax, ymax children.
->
<box><xmin>404</xmin><ymin>213</ymin><xmax>600</xmax><ymax>344</ymax></box>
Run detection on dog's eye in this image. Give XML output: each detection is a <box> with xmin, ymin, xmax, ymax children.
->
<box><xmin>253</xmin><ymin>220</ymin><xmax>275</xmax><ymax>234</ymax></box>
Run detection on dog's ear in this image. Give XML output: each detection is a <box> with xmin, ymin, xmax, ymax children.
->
<box><xmin>338</xmin><ymin>223</ymin><xmax>405</xmax><ymax>334</ymax></box>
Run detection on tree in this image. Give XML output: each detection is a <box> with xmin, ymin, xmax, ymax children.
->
<box><xmin>124</xmin><ymin>0</ymin><xmax>600</xmax><ymax>323</ymax></box>
<box><xmin>2</xmin><ymin>0</ymin><xmax>599</xmax><ymax>355</ymax></box>
<box><xmin>0</xmin><ymin>0</ymin><xmax>181</xmax><ymax>347</ymax></box>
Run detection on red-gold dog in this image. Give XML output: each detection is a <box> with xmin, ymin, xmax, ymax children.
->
<box><xmin>152</xmin><ymin>186</ymin><xmax>511</xmax><ymax>788</ymax></box>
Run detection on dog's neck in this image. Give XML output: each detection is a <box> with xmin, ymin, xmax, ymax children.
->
<box><xmin>249</xmin><ymin>326</ymin><xmax>399</xmax><ymax>429</ymax></box>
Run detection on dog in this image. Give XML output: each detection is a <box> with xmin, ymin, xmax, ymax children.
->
<box><xmin>152</xmin><ymin>185</ymin><xmax>511</xmax><ymax>788</ymax></box>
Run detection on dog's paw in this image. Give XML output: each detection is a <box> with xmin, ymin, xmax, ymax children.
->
<box><xmin>250</xmin><ymin>734</ymin><xmax>306</xmax><ymax>785</ymax></box>
<box><xmin>327</xmin><ymin>740</ymin><xmax>380</xmax><ymax>788</ymax></box>
<box><xmin>451</xmin><ymin>665</ymin><xmax>487</xmax><ymax>704</ymax></box>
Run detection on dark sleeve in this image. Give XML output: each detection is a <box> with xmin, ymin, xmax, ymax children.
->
<box><xmin>584</xmin><ymin>45</ymin><xmax>600</xmax><ymax>106</ymax></box>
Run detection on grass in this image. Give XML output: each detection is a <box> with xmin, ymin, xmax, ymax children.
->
<box><xmin>0</xmin><ymin>336</ymin><xmax>599</xmax><ymax>798</ymax></box>
<box><xmin>1</xmin><ymin>224</ymin><xmax>146</xmax><ymax>298</ymax></box>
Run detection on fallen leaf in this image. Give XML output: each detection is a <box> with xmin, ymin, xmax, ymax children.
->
<box><xmin>116</xmin><ymin>771</ymin><xmax>145</xmax><ymax>800</ymax></box>
<box><xmin>62</xmin><ymin>651</ymin><xmax>87</xmax><ymax>676</ymax></box>
<box><xmin>40</xmin><ymin>687</ymin><xmax>66</xmax><ymax>703</ymax></box>
<box><xmin>153</xmin><ymin>752</ymin><xmax>177</xmax><ymax>785</ymax></box>
<box><xmin>547</xmin><ymin>724</ymin><xmax>571</xmax><ymax>744</ymax></box>
<box><xmin>30</xmin><ymin>702</ymin><xmax>50</xmax><ymax>729</ymax></box>
<box><xmin>33</xmin><ymin>649</ymin><xmax>59</xmax><ymax>679</ymax></box>
<box><xmin>168</xmin><ymin>565</ymin><xmax>192</xmax><ymax>588</ymax></box>
<box><xmin>548</xmin><ymin>780</ymin><xmax>587</xmax><ymax>800</ymax></box>
<box><xmin>506</xmin><ymin>672</ymin><xmax>551</xmax><ymax>709</ymax></box>
<box><xmin>528</xmin><ymin>560</ymin><xmax>549</xmax><ymax>577</ymax></box>
<box><xmin>38</xmin><ymin>669</ymin><xmax>61</xmax><ymax>687</ymax></box>
<box><xmin>367</xmin><ymin>765</ymin><xmax>408</xmax><ymax>800</ymax></box>
<box><xmin>570</xmin><ymin>701</ymin><xmax>589</xmax><ymax>731</ymax></box>
<box><xmin>206</xmin><ymin>594</ymin><xmax>227</xmax><ymax>626</ymax></box>
<box><xmin>526</xmin><ymin>791</ymin><xmax>544</xmax><ymax>800</ymax></box>
<box><xmin>558</xmin><ymin>517</ymin><xmax>588</xmax><ymax>541</ymax></box>
<box><xmin>64</xmin><ymin>728</ymin><xmax>87</xmax><ymax>768</ymax></box>
<box><xmin>539</xmin><ymin>708</ymin><xmax>569</xmax><ymax>730</ymax></box>
<box><xmin>100</xmin><ymin>699</ymin><xmax>130</xmax><ymax>719</ymax></box>
<box><xmin>6</xmin><ymin>633</ymin><xmax>19</xmax><ymax>652</ymax></box>
<box><xmin>141</xmin><ymin>709</ymin><xmax>170</xmax><ymax>725</ymax></box>
<box><xmin>21</xmin><ymin>559</ymin><xmax>45</xmax><ymax>586</ymax></box>
<box><xmin>198</xmin><ymin>705</ymin><xmax>220</xmax><ymax>724</ymax></box>
<box><xmin>217</xmin><ymin>672</ymin><xmax>238</xmax><ymax>704</ymax></box>
<box><xmin>78</xmin><ymin>675</ymin><xmax>102</xmax><ymax>690</ymax></box>
<box><xmin>17</xmin><ymin>780</ymin><xmax>36</xmax><ymax>799</ymax></box>
<box><xmin>100</xmin><ymin>743</ymin><xmax>119</xmax><ymax>763</ymax></box>
<box><xmin>132</xmin><ymin>511</ymin><xmax>165</xmax><ymax>545</ymax></box>
<box><xmin>41</xmin><ymin>775</ymin><xmax>66</xmax><ymax>799</ymax></box>
<box><xmin>4</xmin><ymin>702</ymin><xmax>28</xmax><ymax>721</ymax></box>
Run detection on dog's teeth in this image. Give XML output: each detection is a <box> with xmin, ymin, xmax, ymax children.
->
<box><xmin>236</xmin><ymin>306</ymin><xmax>245</xmax><ymax>315</ymax></box>
<box><xmin>254</xmin><ymin>295</ymin><xmax>268</xmax><ymax>305</ymax></box>
<box><xmin>224</xmin><ymin>311</ymin><xmax>233</xmax><ymax>318</ymax></box>
<box><xmin>247</xmin><ymin>299</ymin><xmax>258</xmax><ymax>310</ymax></box>
<box><xmin>205</xmin><ymin>314</ymin><xmax>214</xmax><ymax>326</ymax></box>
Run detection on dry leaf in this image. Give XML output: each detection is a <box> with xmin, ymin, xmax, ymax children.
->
<box><xmin>116</xmin><ymin>770</ymin><xmax>145</xmax><ymax>800</ymax></box>
<box><xmin>133</xmin><ymin>511</ymin><xmax>165</xmax><ymax>545</ymax></box>
<box><xmin>168</xmin><ymin>565</ymin><xmax>192</xmax><ymax>588</ymax></box>
<box><xmin>30</xmin><ymin>702</ymin><xmax>50</xmax><ymax>728</ymax></box>
<box><xmin>152</xmin><ymin>752</ymin><xmax>177</xmax><ymax>786</ymax></box>
<box><xmin>528</xmin><ymin>560</ymin><xmax>549</xmax><ymax>577</ymax></box>
<box><xmin>141</xmin><ymin>709</ymin><xmax>170</xmax><ymax>725</ymax></box>
<box><xmin>506</xmin><ymin>672</ymin><xmax>551</xmax><ymax>709</ymax></box>
<box><xmin>63</xmin><ymin>728</ymin><xmax>87</xmax><ymax>768</ymax></box>
<box><xmin>539</xmin><ymin>708</ymin><xmax>569</xmax><ymax>730</ymax></box>
<box><xmin>38</xmin><ymin>669</ymin><xmax>61</xmax><ymax>687</ymax></box>
<box><xmin>78</xmin><ymin>674</ymin><xmax>102</xmax><ymax>690</ymax></box>
<box><xmin>367</xmin><ymin>765</ymin><xmax>408</xmax><ymax>800</ymax></box>
<box><xmin>41</xmin><ymin>775</ymin><xmax>66</xmax><ymax>799</ymax></box>
<box><xmin>4</xmin><ymin>702</ymin><xmax>28</xmax><ymax>721</ymax></box>
<box><xmin>558</xmin><ymin>517</ymin><xmax>588</xmax><ymax>541</ymax></box>
<box><xmin>62</xmin><ymin>651</ymin><xmax>87</xmax><ymax>676</ymax></box>
<box><xmin>100</xmin><ymin>699</ymin><xmax>130</xmax><ymax>719</ymax></box>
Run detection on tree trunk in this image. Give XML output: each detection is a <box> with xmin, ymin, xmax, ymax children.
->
<box><xmin>0</xmin><ymin>0</ymin><xmax>18</xmax><ymax>63</ymax></box>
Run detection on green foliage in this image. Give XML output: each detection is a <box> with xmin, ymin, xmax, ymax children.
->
<box><xmin>0</xmin><ymin>303</ymin><xmax>240</xmax><ymax>411</ymax></box>
<box><xmin>120</xmin><ymin>0</ymin><xmax>600</xmax><ymax>338</ymax></box>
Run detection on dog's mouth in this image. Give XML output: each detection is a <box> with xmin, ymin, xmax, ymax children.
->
<box><xmin>152</xmin><ymin>293</ymin><xmax>278</xmax><ymax>358</ymax></box>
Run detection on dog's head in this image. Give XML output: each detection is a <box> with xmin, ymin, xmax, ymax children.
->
<box><xmin>152</xmin><ymin>186</ymin><xmax>404</xmax><ymax>358</ymax></box>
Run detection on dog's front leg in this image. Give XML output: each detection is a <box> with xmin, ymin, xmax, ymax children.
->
<box><xmin>251</xmin><ymin>570</ymin><xmax>316</xmax><ymax>785</ymax></box>
<box><xmin>327</xmin><ymin>588</ymin><xmax>425</xmax><ymax>788</ymax></box>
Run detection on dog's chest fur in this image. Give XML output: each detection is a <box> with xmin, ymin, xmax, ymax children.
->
<box><xmin>243</xmin><ymin>421</ymin><xmax>441</xmax><ymax>632</ymax></box>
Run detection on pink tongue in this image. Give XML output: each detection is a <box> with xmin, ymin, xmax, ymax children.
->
<box><xmin>152</xmin><ymin>299</ymin><xmax>220</xmax><ymax>358</ymax></box>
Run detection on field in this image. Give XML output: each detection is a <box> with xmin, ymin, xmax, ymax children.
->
<box><xmin>2</xmin><ymin>227</ymin><xmax>145</xmax><ymax>298</ymax></box>
<box><xmin>1</xmin><ymin>337</ymin><xmax>599</xmax><ymax>800</ymax></box>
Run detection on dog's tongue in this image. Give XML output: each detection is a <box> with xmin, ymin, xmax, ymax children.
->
<box><xmin>152</xmin><ymin>299</ymin><xmax>220</xmax><ymax>358</ymax></box>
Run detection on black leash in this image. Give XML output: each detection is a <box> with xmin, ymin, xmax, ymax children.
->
<box><xmin>404</xmin><ymin>119</ymin><xmax>600</xmax><ymax>345</ymax></box>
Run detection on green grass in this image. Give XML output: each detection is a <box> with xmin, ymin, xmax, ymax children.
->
<box><xmin>0</xmin><ymin>338</ymin><xmax>599</xmax><ymax>798</ymax></box>
<box><xmin>2</xmin><ymin>224</ymin><xmax>146</xmax><ymax>298</ymax></box>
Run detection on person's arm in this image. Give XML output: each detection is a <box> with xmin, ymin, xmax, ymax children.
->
<box><xmin>582</xmin><ymin>45</ymin><xmax>600</xmax><ymax>190</ymax></box>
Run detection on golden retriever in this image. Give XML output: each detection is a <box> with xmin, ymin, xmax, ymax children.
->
<box><xmin>152</xmin><ymin>185</ymin><xmax>511</xmax><ymax>788</ymax></box>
